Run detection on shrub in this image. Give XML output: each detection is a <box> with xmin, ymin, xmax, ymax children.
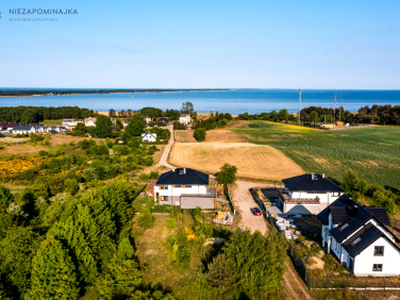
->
<box><xmin>137</xmin><ymin>209</ymin><xmax>154</xmax><ymax>229</ymax></box>
<box><xmin>167</xmin><ymin>218</ymin><xmax>176</xmax><ymax>230</ymax></box>
<box><xmin>38</xmin><ymin>150</ymin><xmax>48</xmax><ymax>157</ymax></box>
<box><xmin>144</xmin><ymin>157</ymin><xmax>153</xmax><ymax>166</ymax></box>
<box><xmin>193</xmin><ymin>128</ymin><xmax>206</xmax><ymax>142</ymax></box>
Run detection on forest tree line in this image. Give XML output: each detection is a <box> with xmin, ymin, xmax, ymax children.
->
<box><xmin>0</xmin><ymin>106</ymin><xmax>95</xmax><ymax>124</ymax></box>
<box><xmin>238</xmin><ymin>105</ymin><xmax>400</xmax><ymax>125</ymax></box>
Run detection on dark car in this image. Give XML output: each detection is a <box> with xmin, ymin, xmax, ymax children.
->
<box><xmin>250</xmin><ymin>207</ymin><xmax>262</xmax><ymax>216</ymax></box>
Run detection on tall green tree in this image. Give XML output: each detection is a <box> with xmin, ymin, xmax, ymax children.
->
<box><xmin>125</xmin><ymin>119</ymin><xmax>144</xmax><ymax>137</ymax></box>
<box><xmin>28</xmin><ymin>236</ymin><xmax>79</xmax><ymax>299</ymax></box>
<box><xmin>49</xmin><ymin>204</ymin><xmax>100</xmax><ymax>285</ymax></box>
<box><xmin>94</xmin><ymin>238</ymin><xmax>142</xmax><ymax>298</ymax></box>
<box><xmin>181</xmin><ymin>102</ymin><xmax>194</xmax><ymax>115</ymax></box>
<box><xmin>0</xmin><ymin>227</ymin><xmax>41</xmax><ymax>298</ymax></box>
<box><xmin>206</xmin><ymin>253</ymin><xmax>235</xmax><ymax>292</ymax></box>
<box><xmin>95</xmin><ymin>115</ymin><xmax>113</xmax><ymax>138</ymax></box>
<box><xmin>217</xmin><ymin>163</ymin><xmax>237</xmax><ymax>185</ymax></box>
<box><xmin>342</xmin><ymin>170</ymin><xmax>358</xmax><ymax>192</ymax></box>
<box><xmin>223</xmin><ymin>230</ymin><xmax>286</xmax><ymax>296</ymax></box>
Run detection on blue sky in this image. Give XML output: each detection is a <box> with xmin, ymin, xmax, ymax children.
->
<box><xmin>1</xmin><ymin>0</ymin><xmax>399</xmax><ymax>89</ymax></box>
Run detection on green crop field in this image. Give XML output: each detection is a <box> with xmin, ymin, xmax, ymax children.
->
<box><xmin>231</xmin><ymin>122</ymin><xmax>400</xmax><ymax>190</ymax></box>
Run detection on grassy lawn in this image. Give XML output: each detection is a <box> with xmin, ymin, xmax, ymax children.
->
<box><xmin>42</xmin><ymin>119</ymin><xmax>63</xmax><ymax>126</ymax></box>
<box><xmin>231</xmin><ymin>121</ymin><xmax>400</xmax><ymax>190</ymax></box>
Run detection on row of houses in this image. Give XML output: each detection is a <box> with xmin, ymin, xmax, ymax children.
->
<box><xmin>62</xmin><ymin>117</ymin><xmax>99</xmax><ymax>129</ymax></box>
<box><xmin>277</xmin><ymin>173</ymin><xmax>400</xmax><ymax>277</ymax></box>
<box><xmin>12</xmin><ymin>125</ymin><xmax>67</xmax><ymax>135</ymax></box>
<box><xmin>149</xmin><ymin>169</ymin><xmax>400</xmax><ymax>277</ymax></box>
<box><xmin>0</xmin><ymin>122</ymin><xmax>67</xmax><ymax>135</ymax></box>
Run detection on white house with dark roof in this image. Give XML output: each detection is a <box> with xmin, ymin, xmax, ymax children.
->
<box><xmin>141</xmin><ymin>131</ymin><xmax>157</xmax><ymax>142</ymax></box>
<box><xmin>278</xmin><ymin>173</ymin><xmax>344</xmax><ymax>215</ymax></box>
<box><xmin>154</xmin><ymin>168</ymin><xmax>216</xmax><ymax>209</ymax></box>
<box><xmin>317</xmin><ymin>195</ymin><xmax>400</xmax><ymax>276</ymax></box>
<box><xmin>12</xmin><ymin>126</ymin><xmax>38</xmax><ymax>135</ymax></box>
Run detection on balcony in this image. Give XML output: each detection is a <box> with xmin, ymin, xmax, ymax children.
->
<box><xmin>278</xmin><ymin>189</ymin><xmax>320</xmax><ymax>204</ymax></box>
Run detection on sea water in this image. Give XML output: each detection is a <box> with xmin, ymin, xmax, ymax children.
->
<box><xmin>1</xmin><ymin>89</ymin><xmax>399</xmax><ymax>114</ymax></box>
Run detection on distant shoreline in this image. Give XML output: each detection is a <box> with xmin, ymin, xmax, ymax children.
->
<box><xmin>0</xmin><ymin>88</ymin><xmax>233</xmax><ymax>97</ymax></box>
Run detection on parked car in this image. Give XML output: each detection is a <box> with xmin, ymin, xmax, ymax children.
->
<box><xmin>250</xmin><ymin>207</ymin><xmax>262</xmax><ymax>216</ymax></box>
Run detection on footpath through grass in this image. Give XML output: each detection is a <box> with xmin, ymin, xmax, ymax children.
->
<box><xmin>232</xmin><ymin>122</ymin><xmax>400</xmax><ymax>190</ymax></box>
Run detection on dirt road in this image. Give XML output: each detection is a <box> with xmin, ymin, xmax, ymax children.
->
<box><xmin>231</xmin><ymin>180</ymin><xmax>314</xmax><ymax>300</ymax></box>
<box><xmin>153</xmin><ymin>125</ymin><xmax>175</xmax><ymax>170</ymax></box>
<box><xmin>231</xmin><ymin>180</ymin><xmax>271</xmax><ymax>233</ymax></box>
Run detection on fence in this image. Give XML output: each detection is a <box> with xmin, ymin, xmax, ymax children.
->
<box><xmin>225</xmin><ymin>186</ymin><xmax>236</xmax><ymax>215</ymax></box>
<box><xmin>287</xmin><ymin>240</ymin><xmax>400</xmax><ymax>290</ymax></box>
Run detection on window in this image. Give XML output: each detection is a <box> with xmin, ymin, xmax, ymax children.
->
<box><xmin>160</xmin><ymin>185</ymin><xmax>168</xmax><ymax>190</ymax></box>
<box><xmin>374</xmin><ymin>246</ymin><xmax>384</xmax><ymax>256</ymax></box>
<box><xmin>373</xmin><ymin>264</ymin><xmax>383</xmax><ymax>272</ymax></box>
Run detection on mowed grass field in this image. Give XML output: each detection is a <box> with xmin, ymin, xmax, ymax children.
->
<box><xmin>231</xmin><ymin>122</ymin><xmax>400</xmax><ymax>189</ymax></box>
<box><xmin>169</xmin><ymin>140</ymin><xmax>303</xmax><ymax>181</ymax></box>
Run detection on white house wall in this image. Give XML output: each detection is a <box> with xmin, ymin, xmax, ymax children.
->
<box><xmin>353</xmin><ymin>237</ymin><xmax>400</xmax><ymax>276</ymax></box>
<box><xmin>154</xmin><ymin>185</ymin><xmax>207</xmax><ymax>198</ymax></box>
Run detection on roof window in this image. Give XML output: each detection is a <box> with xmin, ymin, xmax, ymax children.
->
<box><xmin>351</xmin><ymin>237</ymin><xmax>362</xmax><ymax>246</ymax></box>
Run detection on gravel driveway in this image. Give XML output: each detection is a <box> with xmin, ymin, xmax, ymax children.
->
<box><xmin>231</xmin><ymin>180</ymin><xmax>274</xmax><ymax>233</ymax></box>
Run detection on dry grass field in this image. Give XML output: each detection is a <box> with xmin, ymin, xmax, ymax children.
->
<box><xmin>0</xmin><ymin>135</ymin><xmax>94</xmax><ymax>156</ymax></box>
<box><xmin>174</xmin><ymin>129</ymin><xmax>248</xmax><ymax>143</ymax></box>
<box><xmin>48</xmin><ymin>134</ymin><xmax>88</xmax><ymax>145</ymax></box>
<box><xmin>169</xmin><ymin>141</ymin><xmax>303</xmax><ymax>181</ymax></box>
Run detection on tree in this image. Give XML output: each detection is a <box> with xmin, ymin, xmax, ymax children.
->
<box><xmin>94</xmin><ymin>238</ymin><xmax>142</xmax><ymax>298</ymax></box>
<box><xmin>217</xmin><ymin>163</ymin><xmax>237</xmax><ymax>185</ymax></box>
<box><xmin>115</xmin><ymin>118</ymin><xmax>123</xmax><ymax>131</ymax></box>
<box><xmin>206</xmin><ymin>253</ymin><xmax>235</xmax><ymax>291</ymax></box>
<box><xmin>308</xmin><ymin>111</ymin><xmax>319</xmax><ymax>124</ymax></box>
<box><xmin>277</xmin><ymin>109</ymin><xmax>289</xmax><ymax>121</ymax></box>
<box><xmin>95</xmin><ymin>115</ymin><xmax>113</xmax><ymax>138</ymax></box>
<box><xmin>125</xmin><ymin>119</ymin><xmax>144</xmax><ymax>136</ymax></box>
<box><xmin>193</xmin><ymin>128</ymin><xmax>206</xmax><ymax>142</ymax></box>
<box><xmin>181</xmin><ymin>102</ymin><xmax>194</xmax><ymax>115</ymax></box>
<box><xmin>28</xmin><ymin>236</ymin><xmax>79</xmax><ymax>299</ymax></box>
<box><xmin>109</xmin><ymin>108</ymin><xmax>116</xmax><ymax>118</ymax></box>
<box><xmin>342</xmin><ymin>170</ymin><xmax>358</xmax><ymax>192</ymax></box>
<box><xmin>0</xmin><ymin>186</ymin><xmax>13</xmax><ymax>210</ymax></box>
<box><xmin>223</xmin><ymin>230</ymin><xmax>286</xmax><ymax>296</ymax></box>
<box><xmin>0</xmin><ymin>227</ymin><xmax>41</xmax><ymax>298</ymax></box>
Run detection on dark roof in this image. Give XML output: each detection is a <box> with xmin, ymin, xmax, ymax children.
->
<box><xmin>282</xmin><ymin>174</ymin><xmax>343</xmax><ymax>193</ymax></box>
<box><xmin>158</xmin><ymin>118</ymin><xmax>169</xmax><ymax>123</ymax></box>
<box><xmin>330</xmin><ymin>205</ymin><xmax>373</xmax><ymax>243</ymax></box>
<box><xmin>317</xmin><ymin>194</ymin><xmax>353</xmax><ymax>225</ymax></box>
<box><xmin>342</xmin><ymin>223</ymin><xmax>385</xmax><ymax>257</ymax></box>
<box><xmin>156</xmin><ymin>168</ymin><xmax>209</xmax><ymax>186</ymax></box>
<box><xmin>13</xmin><ymin>126</ymin><xmax>34</xmax><ymax>131</ymax></box>
<box><xmin>48</xmin><ymin>130</ymin><xmax>58</xmax><ymax>134</ymax></box>
<box><xmin>364</xmin><ymin>208</ymin><xmax>390</xmax><ymax>225</ymax></box>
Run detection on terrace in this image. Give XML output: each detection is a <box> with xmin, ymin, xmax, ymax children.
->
<box><xmin>278</xmin><ymin>189</ymin><xmax>320</xmax><ymax>204</ymax></box>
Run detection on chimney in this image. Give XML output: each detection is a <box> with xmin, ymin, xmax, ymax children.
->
<box><xmin>311</xmin><ymin>173</ymin><xmax>317</xmax><ymax>180</ymax></box>
<box><xmin>322</xmin><ymin>173</ymin><xmax>325</xmax><ymax>178</ymax></box>
<box><xmin>183</xmin><ymin>168</ymin><xmax>186</xmax><ymax>174</ymax></box>
<box><xmin>172</xmin><ymin>169</ymin><xmax>175</xmax><ymax>172</ymax></box>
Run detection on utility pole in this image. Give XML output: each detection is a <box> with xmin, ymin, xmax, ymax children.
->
<box><xmin>339</xmin><ymin>95</ymin><xmax>342</xmax><ymax>122</ymax></box>
<box><xmin>334</xmin><ymin>93</ymin><xmax>337</xmax><ymax>122</ymax></box>
<box><xmin>298</xmin><ymin>89</ymin><xmax>301</xmax><ymax>125</ymax></box>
